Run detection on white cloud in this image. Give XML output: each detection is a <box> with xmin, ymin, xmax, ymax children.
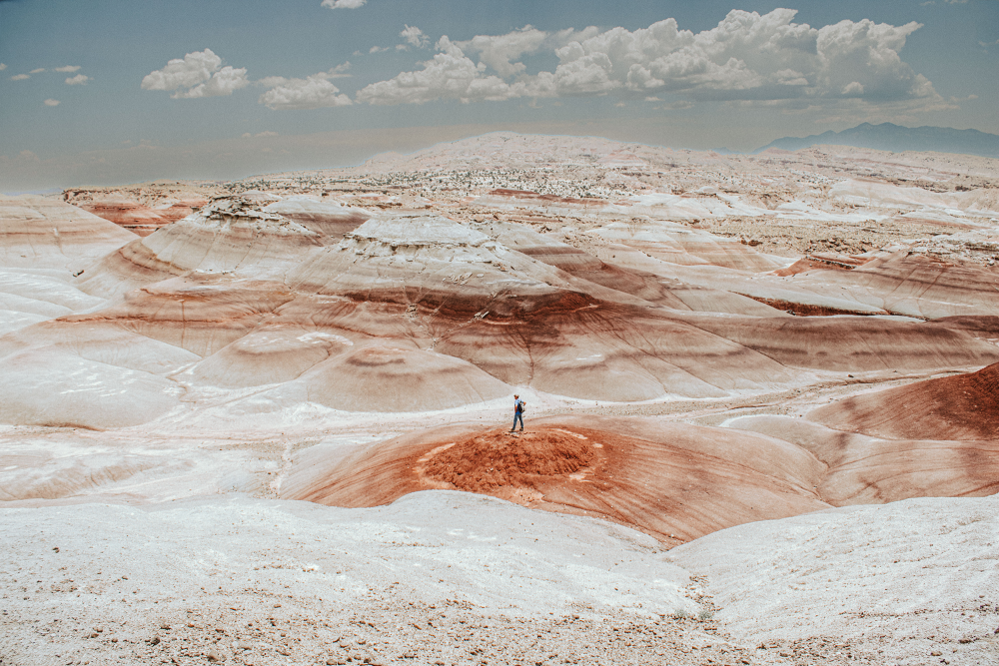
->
<box><xmin>30</xmin><ymin>68</ymin><xmax>46</xmax><ymax>74</ymax></box>
<box><xmin>325</xmin><ymin>62</ymin><xmax>352</xmax><ymax>78</ymax></box>
<box><xmin>369</xmin><ymin>45</ymin><xmax>390</xmax><ymax>54</ymax></box>
<box><xmin>259</xmin><ymin>75</ymin><xmax>352</xmax><ymax>110</ymax></box>
<box><xmin>0</xmin><ymin>64</ymin><xmax>6</xmax><ymax>71</ymax></box>
<box><xmin>142</xmin><ymin>49</ymin><xmax>222</xmax><ymax>91</ymax></box>
<box><xmin>321</xmin><ymin>0</ymin><xmax>365</xmax><ymax>8</ymax></box>
<box><xmin>400</xmin><ymin>25</ymin><xmax>429</xmax><ymax>49</ymax></box>
<box><xmin>43</xmin><ymin>99</ymin><xmax>60</xmax><ymax>107</ymax></box>
<box><xmin>65</xmin><ymin>74</ymin><xmax>90</xmax><ymax>85</ymax></box>
<box><xmin>174</xmin><ymin>66</ymin><xmax>250</xmax><ymax>98</ymax></box>
<box><xmin>142</xmin><ymin>49</ymin><xmax>248</xmax><ymax>98</ymax></box>
<box><xmin>55</xmin><ymin>65</ymin><xmax>81</xmax><ymax>73</ymax></box>
<box><xmin>456</xmin><ymin>26</ymin><xmax>548</xmax><ymax>77</ymax></box>
<box><xmin>356</xmin><ymin>37</ymin><xmax>518</xmax><ymax>105</ymax></box>
<box><xmin>355</xmin><ymin>9</ymin><xmax>945</xmax><ymax>115</ymax></box>
<box><xmin>11</xmin><ymin>74</ymin><xmax>29</xmax><ymax>81</ymax></box>
<box><xmin>242</xmin><ymin>131</ymin><xmax>280</xmax><ymax>138</ymax></box>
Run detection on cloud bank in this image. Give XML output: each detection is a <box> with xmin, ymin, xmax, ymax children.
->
<box><xmin>141</xmin><ymin>10</ymin><xmax>949</xmax><ymax>119</ymax></box>
<box><xmin>357</xmin><ymin>9</ymin><xmax>943</xmax><ymax>113</ymax></box>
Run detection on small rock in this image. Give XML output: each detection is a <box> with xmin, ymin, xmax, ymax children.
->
<box><xmin>206</xmin><ymin>648</ymin><xmax>222</xmax><ymax>662</ymax></box>
<box><xmin>150</xmin><ymin>636</ymin><xmax>161</xmax><ymax>645</ymax></box>
<box><xmin>931</xmin><ymin>651</ymin><xmax>942</xmax><ymax>656</ymax></box>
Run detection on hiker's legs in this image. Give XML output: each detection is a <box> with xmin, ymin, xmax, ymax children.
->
<box><xmin>512</xmin><ymin>412</ymin><xmax>524</xmax><ymax>431</ymax></box>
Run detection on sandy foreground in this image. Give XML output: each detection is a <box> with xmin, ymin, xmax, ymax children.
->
<box><xmin>2</xmin><ymin>491</ymin><xmax>997</xmax><ymax>666</ymax></box>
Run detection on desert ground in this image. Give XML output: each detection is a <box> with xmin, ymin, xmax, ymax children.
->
<box><xmin>1</xmin><ymin>133</ymin><xmax>998</xmax><ymax>666</ymax></box>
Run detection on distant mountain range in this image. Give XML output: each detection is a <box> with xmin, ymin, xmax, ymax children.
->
<box><xmin>754</xmin><ymin>122</ymin><xmax>999</xmax><ymax>158</ymax></box>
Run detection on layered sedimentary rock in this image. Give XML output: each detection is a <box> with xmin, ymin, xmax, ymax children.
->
<box><xmin>0</xmin><ymin>319</ymin><xmax>195</xmax><ymax>428</ymax></box>
<box><xmin>0</xmin><ymin>194</ymin><xmax>137</xmax><ymax>270</ymax></box>
<box><xmin>679</xmin><ymin>311</ymin><xmax>999</xmax><ymax>372</ymax></box>
<box><xmin>76</xmin><ymin>197</ymin><xmax>325</xmax><ymax>298</ymax></box>
<box><xmin>293</xmin><ymin>343</ymin><xmax>511</xmax><ymax>412</ymax></box>
<box><xmin>262</xmin><ymin>195</ymin><xmax>370</xmax><ymax>238</ymax></box>
<box><xmin>70</xmin><ymin>276</ymin><xmax>296</xmax><ymax>357</ymax></box>
<box><xmin>729</xmin><ymin>415</ymin><xmax>999</xmax><ymax>505</ymax></box>
<box><xmin>591</xmin><ymin>219</ymin><xmax>782</xmax><ymax>272</ymax></box>
<box><xmin>185</xmin><ymin>325</ymin><xmax>354</xmax><ymax>388</ymax></box>
<box><xmin>78</xmin><ymin>197</ymin><xmax>206</xmax><ymax>236</ymax></box>
<box><xmin>287</xmin><ymin>215</ymin><xmax>801</xmax><ymax>401</ymax></box>
<box><xmin>762</xmin><ymin>251</ymin><xmax>999</xmax><ymax>319</ymax></box>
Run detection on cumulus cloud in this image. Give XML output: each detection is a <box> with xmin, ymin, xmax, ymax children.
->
<box><xmin>142</xmin><ymin>49</ymin><xmax>222</xmax><ymax>91</ymax></box>
<box><xmin>258</xmin><ymin>67</ymin><xmax>353</xmax><ymax>110</ymax></box>
<box><xmin>30</xmin><ymin>68</ymin><xmax>45</xmax><ymax>74</ymax></box>
<box><xmin>356</xmin><ymin>9</ymin><xmax>944</xmax><ymax>114</ymax></box>
<box><xmin>10</xmin><ymin>73</ymin><xmax>29</xmax><ymax>81</ymax></box>
<box><xmin>321</xmin><ymin>0</ymin><xmax>365</xmax><ymax>8</ymax></box>
<box><xmin>455</xmin><ymin>25</ymin><xmax>548</xmax><ymax>77</ymax></box>
<box><xmin>174</xmin><ymin>66</ymin><xmax>250</xmax><ymax>98</ymax></box>
<box><xmin>0</xmin><ymin>63</ymin><xmax>7</xmax><ymax>71</ymax></box>
<box><xmin>356</xmin><ymin>36</ymin><xmax>522</xmax><ymax>105</ymax></box>
<box><xmin>65</xmin><ymin>74</ymin><xmax>90</xmax><ymax>85</ymax></box>
<box><xmin>43</xmin><ymin>99</ymin><xmax>60</xmax><ymax>106</ymax></box>
<box><xmin>399</xmin><ymin>25</ymin><xmax>429</xmax><ymax>49</ymax></box>
<box><xmin>142</xmin><ymin>49</ymin><xmax>249</xmax><ymax>98</ymax></box>
<box><xmin>55</xmin><ymin>65</ymin><xmax>81</xmax><ymax>73</ymax></box>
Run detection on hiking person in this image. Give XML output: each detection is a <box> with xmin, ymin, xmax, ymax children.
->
<box><xmin>511</xmin><ymin>394</ymin><xmax>525</xmax><ymax>432</ymax></box>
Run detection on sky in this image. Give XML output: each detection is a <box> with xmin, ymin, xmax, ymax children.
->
<box><xmin>1</xmin><ymin>0</ymin><xmax>997</xmax><ymax>192</ymax></box>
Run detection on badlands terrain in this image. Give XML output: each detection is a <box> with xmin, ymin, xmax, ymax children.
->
<box><xmin>1</xmin><ymin>133</ymin><xmax>998</xmax><ymax>666</ymax></box>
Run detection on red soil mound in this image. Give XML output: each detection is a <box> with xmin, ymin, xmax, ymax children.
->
<box><xmin>810</xmin><ymin>362</ymin><xmax>999</xmax><ymax>441</ymax></box>
<box><xmin>421</xmin><ymin>429</ymin><xmax>595</xmax><ymax>492</ymax></box>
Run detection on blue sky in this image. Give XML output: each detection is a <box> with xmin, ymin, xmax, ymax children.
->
<box><xmin>1</xmin><ymin>0</ymin><xmax>997</xmax><ymax>191</ymax></box>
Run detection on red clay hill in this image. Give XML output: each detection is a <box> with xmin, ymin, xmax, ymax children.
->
<box><xmin>283</xmin><ymin>415</ymin><xmax>831</xmax><ymax>546</ymax></box>
<box><xmin>810</xmin><ymin>361</ymin><xmax>999</xmax><ymax>441</ymax></box>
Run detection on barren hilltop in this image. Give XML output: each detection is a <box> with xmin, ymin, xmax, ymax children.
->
<box><xmin>1</xmin><ymin>133</ymin><xmax>997</xmax><ymax>666</ymax></box>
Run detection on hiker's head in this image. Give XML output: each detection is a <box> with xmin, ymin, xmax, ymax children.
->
<box><xmin>514</xmin><ymin>394</ymin><xmax>519</xmax><ymax>398</ymax></box>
